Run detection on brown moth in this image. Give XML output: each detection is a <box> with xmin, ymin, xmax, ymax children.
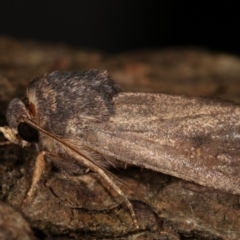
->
<box><xmin>1</xmin><ymin>69</ymin><xmax>240</xmax><ymax>228</ymax></box>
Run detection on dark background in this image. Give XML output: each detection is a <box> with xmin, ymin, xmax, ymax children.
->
<box><xmin>0</xmin><ymin>1</ymin><xmax>240</xmax><ymax>55</ymax></box>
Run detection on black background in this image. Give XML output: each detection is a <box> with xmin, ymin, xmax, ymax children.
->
<box><xmin>0</xmin><ymin>1</ymin><xmax>240</xmax><ymax>55</ymax></box>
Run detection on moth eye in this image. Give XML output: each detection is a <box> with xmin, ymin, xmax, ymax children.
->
<box><xmin>17</xmin><ymin>122</ymin><xmax>39</xmax><ymax>142</ymax></box>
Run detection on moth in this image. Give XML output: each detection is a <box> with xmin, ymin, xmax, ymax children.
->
<box><xmin>1</xmin><ymin>69</ymin><xmax>240</xmax><ymax>228</ymax></box>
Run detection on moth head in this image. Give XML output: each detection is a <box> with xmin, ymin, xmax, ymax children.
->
<box><xmin>0</xmin><ymin>98</ymin><xmax>38</xmax><ymax>147</ymax></box>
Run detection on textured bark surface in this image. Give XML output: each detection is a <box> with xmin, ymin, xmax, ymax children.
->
<box><xmin>1</xmin><ymin>37</ymin><xmax>240</xmax><ymax>239</ymax></box>
<box><xmin>0</xmin><ymin>201</ymin><xmax>36</xmax><ymax>240</ymax></box>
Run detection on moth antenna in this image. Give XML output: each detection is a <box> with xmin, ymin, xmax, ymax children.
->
<box><xmin>22</xmin><ymin>117</ymin><xmax>153</xmax><ymax>207</ymax></box>
<box><xmin>20</xmin><ymin>116</ymin><xmax>150</xmax><ymax>203</ymax></box>
<box><xmin>20</xmin><ymin>116</ymin><xmax>143</xmax><ymax>228</ymax></box>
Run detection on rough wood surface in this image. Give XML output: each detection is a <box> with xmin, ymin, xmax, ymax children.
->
<box><xmin>1</xmin><ymin>37</ymin><xmax>240</xmax><ymax>239</ymax></box>
<box><xmin>0</xmin><ymin>201</ymin><xmax>36</xmax><ymax>240</ymax></box>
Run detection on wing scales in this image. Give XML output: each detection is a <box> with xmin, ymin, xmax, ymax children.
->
<box><xmin>77</xmin><ymin>92</ymin><xmax>240</xmax><ymax>195</ymax></box>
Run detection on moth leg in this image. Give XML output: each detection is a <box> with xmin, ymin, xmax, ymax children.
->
<box><xmin>71</xmin><ymin>154</ymin><xmax>139</xmax><ymax>229</ymax></box>
<box><xmin>45</xmin><ymin>154</ymin><xmax>138</xmax><ymax>228</ymax></box>
<box><xmin>0</xmin><ymin>141</ymin><xmax>11</xmax><ymax>146</ymax></box>
<box><xmin>22</xmin><ymin>151</ymin><xmax>90</xmax><ymax>208</ymax></box>
<box><xmin>22</xmin><ymin>151</ymin><xmax>46</xmax><ymax>207</ymax></box>
<box><xmin>97</xmin><ymin>168</ymin><xmax>139</xmax><ymax>229</ymax></box>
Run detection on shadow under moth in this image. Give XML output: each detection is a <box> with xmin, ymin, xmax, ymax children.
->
<box><xmin>1</xmin><ymin>69</ymin><xmax>240</xmax><ymax>229</ymax></box>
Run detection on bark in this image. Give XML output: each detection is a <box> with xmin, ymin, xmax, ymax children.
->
<box><xmin>0</xmin><ymin>201</ymin><xmax>36</xmax><ymax>240</ymax></box>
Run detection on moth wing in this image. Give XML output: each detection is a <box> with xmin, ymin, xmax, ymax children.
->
<box><xmin>77</xmin><ymin>92</ymin><xmax>240</xmax><ymax>195</ymax></box>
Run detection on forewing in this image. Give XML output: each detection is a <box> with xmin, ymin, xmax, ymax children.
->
<box><xmin>78</xmin><ymin>92</ymin><xmax>240</xmax><ymax>195</ymax></box>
